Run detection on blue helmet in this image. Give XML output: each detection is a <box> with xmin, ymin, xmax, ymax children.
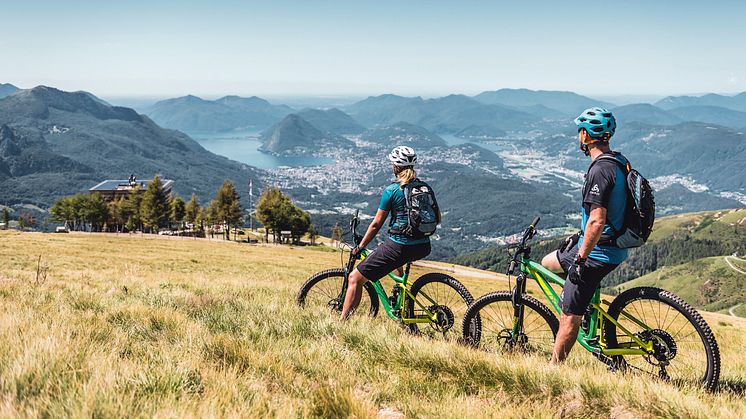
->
<box><xmin>574</xmin><ymin>107</ymin><xmax>616</xmax><ymax>140</ymax></box>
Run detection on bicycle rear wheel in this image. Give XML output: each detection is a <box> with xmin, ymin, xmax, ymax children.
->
<box><xmin>297</xmin><ymin>268</ymin><xmax>379</xmax><ymax>317</ymax></box>
<box><xmin>404</xmin><ymin>273</ymin><xmax>475</xmax><ymax>341</ymax></box>
<box><xmin>462</xmin><ymin>291</ymin><xmax>558</xmax><ymax>357</ymax></box>
<box><xmin>603</xmin><ymin>287</ymin><xmax>720</xmax><ymax>391</ymax></box>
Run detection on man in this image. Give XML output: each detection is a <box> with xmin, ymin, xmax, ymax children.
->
<box><xmin>541</xmin><ymin>107</ymin><xmax>629</xmax><ymax>364</ymax></box>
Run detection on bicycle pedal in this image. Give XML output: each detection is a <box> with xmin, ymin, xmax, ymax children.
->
<box><xmin>585</xmin><ymin>337</ymin><xmax>599</xmax><ymax>346</ymax></box>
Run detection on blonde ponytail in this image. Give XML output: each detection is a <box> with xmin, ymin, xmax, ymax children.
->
<box><xmin>395</xmin><ymin>166</ymin><xmax>416</xmax><ymax>188</ymax></box>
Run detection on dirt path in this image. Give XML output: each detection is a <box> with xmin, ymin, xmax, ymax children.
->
<box><xmin>412</xmin><ymin>260</ymin><xmax>503</xmax><ymax>280</ymax></box>
<box><xmin>724</xmin><ymin>255</ymin><xmax>746</xmax><ymax>276</ymax></box>
<box><xmin>728</xmin><ymin>304</ymin><xmax>742</xmax><ymax>317</ymax></box>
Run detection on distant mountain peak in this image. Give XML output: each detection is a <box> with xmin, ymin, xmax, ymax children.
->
<box><xmin>0</xmin><ymin>83</ymin><xmax>20</xmax><ymax>100</ymax></box>
<box><xmin>259</xmin><ymin>113</ymin><xmax>353</xmax><ymax>154</ymax></box>
<box><xmin>0</xmin><ymin>85</ymin><xmax>142</xmax><ymax>122</ymax></box>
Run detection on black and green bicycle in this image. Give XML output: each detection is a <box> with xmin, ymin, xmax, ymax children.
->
<box><xmin>462</xmin><ymin>217</ymin><xmax>720</xmax><ymax>390</ymax></box>
<box><xmin>297</xmin><ymin>210</ymin><xmax>478</xmax><ymax>340</ymax></box>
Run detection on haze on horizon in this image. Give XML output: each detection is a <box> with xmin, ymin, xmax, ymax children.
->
<box><xmin>3</xmin><ymin>0</ymin><xmax>745</xmax><ymax>99</ymax></box>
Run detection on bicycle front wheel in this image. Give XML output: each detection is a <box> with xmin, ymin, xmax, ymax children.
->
<box><xmin>404</xmin><ymin>273</ymin><xmax>475</xmax><ymax>341</ymax></box>
<box><xmin>297</xmin><ymin>268</ymin><xmax>379</xmax><ymax>317</ymax></box>
<box><xmin>603</xmin><ymin>287</ymin><xmax>720</xmax><ymax>391</ymax></box>
<box><xmin>462</xmin><ymin>291</ymin><xmax>558</xmax><ymax>357</ymax></box>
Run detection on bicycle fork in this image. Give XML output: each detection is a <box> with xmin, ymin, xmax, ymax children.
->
<box><xmin>509</xmin><ymin>273</ymin><xmax>528</xmax><ymax>344</ymax></box>
<box><xmin>335</xmin><ymin>257</ymin><xmax>358</xmax><ymax>312</ymax></box>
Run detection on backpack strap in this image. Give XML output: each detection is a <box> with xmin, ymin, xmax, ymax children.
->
<box><xmin>387</xmin><ymin>179</ymin><xmax>417</xmax><ymax>236</ymax></box>
<box><xmin>585</xmin><ymin>153</ymin><xmax>630</xmax><ymax>246</ymax></box>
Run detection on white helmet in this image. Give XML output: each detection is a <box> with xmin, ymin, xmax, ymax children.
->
<box><xmin>388</xmin><ymin>146</ymin><xmax>417</xmax><ymax>167</ymax></box>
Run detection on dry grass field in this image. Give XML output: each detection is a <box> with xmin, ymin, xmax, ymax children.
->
<box><xmin>0</xmin><ymin>231</ymin><xmax>744</xmax><ymax>417</ymax></box>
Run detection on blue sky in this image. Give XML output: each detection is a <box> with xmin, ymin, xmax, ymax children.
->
<box><xmin>2</xmin><ymin>0</ymin><xmax>745</xmax><ymax>97</ymax></box>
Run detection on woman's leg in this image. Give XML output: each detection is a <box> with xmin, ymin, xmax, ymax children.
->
<box><xmin>340</xmin><ymin>268</ymin><xmax>369</xmax><ymax>320</ymax></box>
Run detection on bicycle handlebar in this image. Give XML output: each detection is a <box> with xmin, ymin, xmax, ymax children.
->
<box><xmin>349</xmin><ymin>210</ymin><xmax>362</xmax><ymax>247</ymax></box>
<box><xmin>507</xmin><ymin>216</ymin><xmax>541</xmax><ymax>274</ymax></box>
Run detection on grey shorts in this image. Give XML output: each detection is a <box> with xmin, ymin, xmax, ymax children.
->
<box><xmin>356</xmin><ymin>238</ymin><xmax>431</xmax><ymax>281</ymax></box>
<box><xmin>556</xmin><ymin>246</ymin><xmax>618</xmax><ymax>315</ymax></box>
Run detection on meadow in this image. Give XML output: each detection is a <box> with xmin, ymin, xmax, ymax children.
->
<box><xmin>0</xmin><ymin>231</ymin><xmax>744</xmax><ymax>417</ymax></box>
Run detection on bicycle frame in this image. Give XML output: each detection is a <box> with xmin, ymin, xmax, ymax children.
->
<box><xmin>515</xmin><ymin>256</ymin><xmax>655</xmax><ymax>357</ymax></box>
<box><xmin>351</xmin><ymin>248</ymin><xmax>443</xmax><ymax>323</ymax></box>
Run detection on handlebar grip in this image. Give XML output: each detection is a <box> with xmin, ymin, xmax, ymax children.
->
<box><xmin>354</xmin><ymin>209</ymin><xmax>359</xmax><ymax>218</ymax></box>
<box><xmin>508</xmin><ymin>260</ymin><xmax>516</xmax><ymax>274</ymax></box>
<box><xmin>531</xmin><ymin>216</ymin><xmax>541</xmax><ymax>228</ymax></box>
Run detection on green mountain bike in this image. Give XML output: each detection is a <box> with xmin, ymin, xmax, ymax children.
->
<box><xmin>297</xmin><ymin>210</ymin><xmax>478</xmax><ymax>339</ymax></box>
<box><xmin>462</xmin><ymin>217</ymin><xmax>720</xmax><ymax>391</ymax></box>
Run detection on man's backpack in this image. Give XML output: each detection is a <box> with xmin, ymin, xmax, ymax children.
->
<box><xmin>595</xmin><ymin>153</ymin><xmax>656</xmax><ymax>249</ymax></box>
<box><xmin>389</xmin><ymin>179</ymin><xmax>439</xmax><ymax>238</ymax></box>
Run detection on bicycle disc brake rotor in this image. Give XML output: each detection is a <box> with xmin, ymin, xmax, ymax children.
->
<box><xmin>427</xmin><ymin>305</ymin><xmax>455</xmax><ymax>333</ymax></box>
<box><xmin>495</xmin><ymin>329</ymin><xmax>528</xmax><ymax>351</ymax></box>
<box><xmin>639</xmin><ymin>329</ymin><xmax>678</xmax><ymax>365</ymax></box>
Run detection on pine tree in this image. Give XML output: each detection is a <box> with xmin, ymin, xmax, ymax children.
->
<box><xmin>184</xmin><ymin>193</ymin><xmax>200</xmax><ymax>229</ymax></box>
<box><xmin>122</xmin><ymin>185</ymin><xmax>143</xmax><ymax>232</ymax></box>
<box><xmin>139</xmin><ymin>176</ymin><xmax>170</xmax><ymax>233</ymax></box>
<box><xmin>212</xmin><ymin>180</ymin><xmax>242</xmax><ymax>240</ymax></box>
<box><xmin>170</xmin><ymin>195</ymin><xmax>186</xmax><ymax>231</ymax></box>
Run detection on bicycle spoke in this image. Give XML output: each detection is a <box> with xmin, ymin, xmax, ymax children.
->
<box><xmin>612</xmin><ymin>299</ymin><xmax>711</xmax><ymax>387</ymax></box>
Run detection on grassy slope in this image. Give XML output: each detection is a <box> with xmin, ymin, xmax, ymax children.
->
<box><xmin>647</xmin><ymin>208</ymin><xmax>746</xmax><ymax>242</ymax></box>
<box><xmin>0</xmin><ymin>231</ymin><xmax>744</xmax><ymax>417</ymax></box>
<box><xmin>617</xmin><ymin>257</ymin><xmax>745</xmax><ymax>314</ymax></box>
<box><xmin>614</xmin><ymin>208</ymin><xmax>746</xmax><ymax>316</ymax></box>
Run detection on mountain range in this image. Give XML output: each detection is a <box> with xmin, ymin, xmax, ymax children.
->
<box><xmin>656</xmin><ymin>92</ymin><xmax>746</xmax><ymax>112</ymax></box>
<box><xmin>2</xmin><ymin>83</ymin><xmax>745</xmax><ymax>258</ymax></box>
<box><xmin>0</xmin><ymin>86</ymin><xmax>260</xmax><ymax>209</ymax></box>
<box><xmin>612</xmin><ymin>103</ymin><xmax>746</xmax><ymax>128</ymax></box>
<box><xmin>345</xmin><ymin>93</ymin><xmax>538</xmax><ymax>136</ymax></box>
<box><xmin>473</xmin><ymin>88</ymin><xmax>615</xmax><ymax>115</ymax></box>
<box><xmin>145</xmin><ymin>95</ymin><xmax>293</xmax><ymax>133</ymax></box>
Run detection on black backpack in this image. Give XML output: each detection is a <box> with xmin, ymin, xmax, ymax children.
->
<box><xmin>594</xmin><ymin>154</ymin><xmax>655</xmax><ymax>248</ymax></box>
<box><xmin>389</xmin><ymin>179</ymin><xmax>439</xmax><ymax>238</ymax></box>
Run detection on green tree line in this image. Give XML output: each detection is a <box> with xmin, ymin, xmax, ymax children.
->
<box><xmin>48</xmin><ymin>178</ymin><xmax>315</xmax><ymax>244</ymax></box>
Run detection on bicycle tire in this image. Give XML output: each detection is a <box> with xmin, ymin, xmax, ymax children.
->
<box><xmin>404</xmin><ymin>273</ymin><xmax>476</xmax><ymax>340</ymax></box>
<box><xmin>462</xmin><ymin>291</ymin><xmax>558</xmax><ymax>356</ymax></box>
<box><xmin>603</xmin><ymin>286</ymin><xmax>720</xmax><ymax>391</ymax></box>
<box><xmin>297</xmin><ymin>268</ymin><xmax>379</xmax><ymax>317</ymax></box>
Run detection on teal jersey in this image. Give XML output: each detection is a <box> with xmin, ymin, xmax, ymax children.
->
<box><xmin>578</xmin><ymin>152</ymin><xmax>629</xmax><ymax>265</ymax></box>
<box><xmin>379</xmin><ymin>183</ymin><xmax>430</xmax><ymax>245</ymax></box>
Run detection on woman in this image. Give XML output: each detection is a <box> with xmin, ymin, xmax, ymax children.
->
<box><xmin>340</xmin><ymin>146</ymin><xmax>440</xmax><ymax>319</ymax></box>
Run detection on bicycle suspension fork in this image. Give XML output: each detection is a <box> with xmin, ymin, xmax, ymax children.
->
<box><xmin>337</xmin><ymin>255</ymin><xmax>358</xmax><ymax>311</ymax></box>
<box><xmin>510</xmin><ymin>272</ymin><xmax>529</xmax><ymax>337</ymax></box>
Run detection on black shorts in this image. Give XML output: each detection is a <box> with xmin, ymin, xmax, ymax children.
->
<box><xmin>356</xmin><ymin>238</ymin><xmax>431</xmax><ymax>281</ymax></box>
<box><xmin>556</xmin><ymin>246</ymin><xmax>618</xmax><ymax>315</ymax></box>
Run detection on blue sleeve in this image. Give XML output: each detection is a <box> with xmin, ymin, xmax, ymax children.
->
<box><xmin>379</xmin><ymin>186</ymin><xmax>394</xmax><ymax>211</ymax></box>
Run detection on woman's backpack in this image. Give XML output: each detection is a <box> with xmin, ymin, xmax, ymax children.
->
<box><xmin>389</xmin><ymin>179</ymin><xmax>439</xmax><ymax>238</ymax></box>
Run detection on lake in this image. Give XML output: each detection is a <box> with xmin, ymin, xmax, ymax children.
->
<box><xmin>191</xmin><ymin>131</ymin><xmax>333</xmax><ymax>169</ymax></box>
<box><xmin>193</xmin><ymin>132</ymin><xmax>501</xmax><ymax>169</ymax></box>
